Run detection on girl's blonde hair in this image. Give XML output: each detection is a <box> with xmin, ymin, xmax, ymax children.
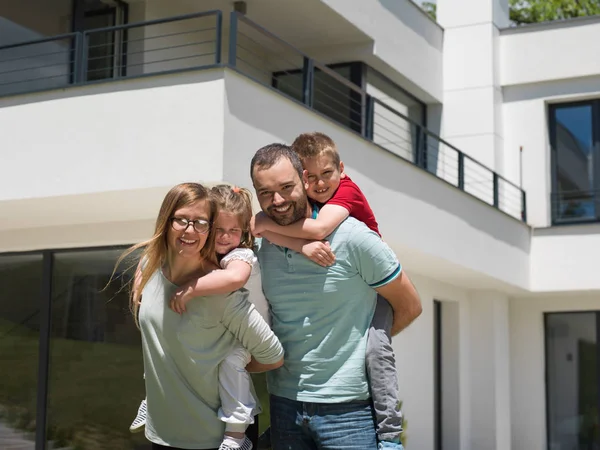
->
<box><xmin>211</xmin><ymin>184</ymin><xmax>254</xmax><ymax>250</ymax></box>
<box><xmin>113</xmin><ymin>182</ymin><xmax>219</xmax><ymax>326</ymax></box>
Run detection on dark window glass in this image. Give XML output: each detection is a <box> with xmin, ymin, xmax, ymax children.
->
<box><xmin>545</xmin><ymin>312</ymin><xmax>599</xmax><ymax>450</ymax></box>
<box><xmin>0</xmin><ymin>253</ymin><xmax>42</xmax><ymax>445</ymax></box>
<box><xmin>46</xmin><ymin>248</ymin><xmax>149</xmax><ymax>449</ymax></box>
<box><xmin>551</xmin><ymin>102</ymin><xmax>600</xmax><ymax>223</ymax></box>
<box><xmin>274</xmin><ymin>64</ymin><xmax>362</xmax><ymax>132</ymax></box>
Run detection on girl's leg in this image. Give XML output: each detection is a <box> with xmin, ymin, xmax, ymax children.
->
<box><xmin>365</xmin><ymin>295</ymin><xmax>403</xmax><ymax>449</ymax></box>
<box><xmin>218</xmin><ymin>344</ymin><xmax>256</xmax><ymax>449</ymax></box>
<box><xmin>130</xmin><ymin>373</ymin><xmax>147</xmax><ymax>433</ymax></box>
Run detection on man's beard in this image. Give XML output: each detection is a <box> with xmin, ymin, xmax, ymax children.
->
<box><xmin>267</xmin><ymin>195</ymin><xmax>308</xmax><ymax>226</ymax></box>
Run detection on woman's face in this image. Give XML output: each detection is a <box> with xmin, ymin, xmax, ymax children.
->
<box><xmin>214</xmin><ymin>211</ymin><xmax>244</xmax><ymax>255</ymax></box>
<box><xmin>167</xmin><ymin>199</ymin><xmax>212</xmax><ymax>259</ymax></box>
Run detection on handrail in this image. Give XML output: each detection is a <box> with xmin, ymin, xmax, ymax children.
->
<box><xmin>81</xmin><ymin>9</ymin><xmax>222</xmax><ymax>34</ymax></box>
<box><xmin>0</xmin><ymin>32</ymin><xmax>78</xmax><ymax>52</ymax></box>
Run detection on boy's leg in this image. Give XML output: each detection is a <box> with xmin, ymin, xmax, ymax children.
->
<box><xmin>366</xmin><ymin>295</ymin><xmax>403</xmax><ymax>449</ymax></box>
<box><xmin>218</xmin><ymin>345</ymin><xmax>256</xmax><ymax>448</ymax></box>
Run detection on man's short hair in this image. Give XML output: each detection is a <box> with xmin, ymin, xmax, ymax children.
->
<box><xmin>250</xmin><ymin>143</ymin><xmax>304</xmax><ymax>182</ymax></box>
<box><xmin>291</xmin><ymin>132</ymin><xmax>341</xmax><ymax>168</ymax></box>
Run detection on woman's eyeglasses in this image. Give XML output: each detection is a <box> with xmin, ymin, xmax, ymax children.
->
<box><xmin>170</xmin><ymin>217</ymin><xmax>210</xmax><ymax>234</ymax></box>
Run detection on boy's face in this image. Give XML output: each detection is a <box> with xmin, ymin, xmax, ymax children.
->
<box><xmin>302</xmin><ymin>153</ymin><xmax>344</xmax><ymax>204</ymax></box>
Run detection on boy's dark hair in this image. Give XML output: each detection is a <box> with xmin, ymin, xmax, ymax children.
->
<box><xmin>291</xmin><ymin>132</ymin><xmax>341</xmax><ymax>168</ymax></box>
<box><xmin>250</xmin><ymin>143</ymin><xmax>304</xmax><ymax>182</ymax></box>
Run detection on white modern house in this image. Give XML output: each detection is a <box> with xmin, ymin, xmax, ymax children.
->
<box><xmin>0</xmin><ymin>0</ymin><xmax>599</xmax><ymax>449</ymax></box>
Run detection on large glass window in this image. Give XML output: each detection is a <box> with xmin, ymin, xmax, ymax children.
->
<box><xmin>46</xmin><ymin>248</ymin><xmax>148</xmax><ymax>449</ymax></box>
<box><xmin>545</xmin><ymin>312</ymin><xmax>599</xmax><ymax>450</ymax></box>
<box><xmin>550</xmin><ymin>101</ymin><xmax>600</xmax><ymax>224</ymax></box>
<box><xmin>0</xmin><ymin>253</ymin><xmax>43</xmax><ymax>446</ymax></box>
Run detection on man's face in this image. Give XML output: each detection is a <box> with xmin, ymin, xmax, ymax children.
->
<box><xmin>252</xmin><ymin>157</ymin><xmax>308</xmax><ymax>226</ymax></box>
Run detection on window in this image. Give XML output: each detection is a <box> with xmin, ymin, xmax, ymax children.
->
<box><xmin>366</xmin><ymin>68</ymin><xmax>426</xmax><ymax>162</ymax></box>
<box><xmin>72</xmin><ymin>0</ymin><xmax>129</xmax><ymax>82</ymax></box>
<box><xmin>272</xmin><ymin>62</ymin><xmax>426</xmax><ymax>144</ymax></box>
<box><xmin>0</xmin><ymin>253</ymin><xmax>43</xmax><ymax>443</ymax></box>
<box><xmin>545</xmin><ymin>312</ymin><xmax>599</xmax><ymax>450</ymax></box>
<box><xmin>0</xmin><ymin>247</ymin><xmax>149</xmax><ymax>450</ymax></box>
<box><xmin>550</xmin><ymin>101</ymin><xmax>600</xmax><ymax>224</ymax></box>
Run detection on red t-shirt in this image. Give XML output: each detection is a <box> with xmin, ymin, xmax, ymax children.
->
<box><xmin>326</xmin><ymin>175</ymin><xmax>381</xmax><ymax>236</ymax></box>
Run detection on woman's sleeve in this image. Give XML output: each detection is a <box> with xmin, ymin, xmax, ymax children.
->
<box><xmin>221</xmin><ymin>292</ymin><xmax>283</xmax><ymax>364</ymax></box>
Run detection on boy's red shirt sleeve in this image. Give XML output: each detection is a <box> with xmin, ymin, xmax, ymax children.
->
<box><xmin>327</xmin><ymin>176</ymin><xmax>381</xmax><ymax>236</ymax></box>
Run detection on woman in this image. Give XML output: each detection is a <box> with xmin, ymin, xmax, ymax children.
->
<box><xmin>120</xmin><ymin>182</ymin><xmax>284</xmax><ymax>450</ymax></box>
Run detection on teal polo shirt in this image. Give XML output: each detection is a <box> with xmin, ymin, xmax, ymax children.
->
<box><xmin>256</xmin><ymin>212</ymin><xmax>401</xmax><ymax>403</ymax></box>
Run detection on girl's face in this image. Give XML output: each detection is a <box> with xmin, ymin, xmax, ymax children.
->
<box><xmin>214</xmin><ymin>211</ymin><xmax>244</xmax><ymax>255</ymax></box>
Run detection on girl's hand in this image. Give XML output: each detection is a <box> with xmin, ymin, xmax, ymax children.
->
<box><xmin>251</xmin><ymin>212</ymin><xmax>270</xmax><ymax>237</ymax></box>
<box><xmin>301</xmin><ymin>241</ymin><xmax>335</xmax><ymax>267</ymax></box>
<box><xmin>169</xmin><ymin>287</ymin><xmax>193</xmax><ymax>314</ymax></box>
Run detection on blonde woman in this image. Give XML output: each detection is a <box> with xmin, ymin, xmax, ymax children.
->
<box><xmin>119</xmin><ymin>182</ymin><xmax>283</xmax><ymax>450</ymax></box>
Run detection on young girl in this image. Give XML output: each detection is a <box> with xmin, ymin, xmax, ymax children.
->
<box><xmin>130</xmin><ymin>184</ymin><xmax>271</xmax><ymax>450</ymax></box>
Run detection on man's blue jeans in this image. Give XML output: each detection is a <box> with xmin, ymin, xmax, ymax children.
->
<box><xmin>270</xmin><ymin>394</ymin><xmax>390</xmax><ymax>450</ymax></box>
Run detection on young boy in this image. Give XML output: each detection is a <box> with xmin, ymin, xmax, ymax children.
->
<box><xmin>252</xmin><ymin>132</ymin><xmax>404</xmax><ymax>450</ymax></box>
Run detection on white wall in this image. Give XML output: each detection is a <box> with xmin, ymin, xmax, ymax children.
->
<box><xmin>509</xmin><ymin>294</ymin><xmax>600</xmax><ymax>450</ymax></box>
<box><xmin>0</xmin><ymin>70</ymin><xmax>225</xmax><ymax>203</ymax></box>
<box><xmin>500</xmin><ymin>17</ymin><xmax>600</xmax><ymax>87</ymax></box>
<box><xmin>222</xmin><ymin>69</ymin><xmax>531</xmax><ymax>291</ymax></box>
<box><xmin>530</xmin><ymin>224</ymin><xmax>600</xmax><ymax>291</ymax></box>
<box><xmin>320</xmin><ymin>0</ymin><xmax>444</xmax><ymax>102</ymax></box>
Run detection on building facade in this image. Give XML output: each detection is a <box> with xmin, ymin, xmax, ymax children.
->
<box><xmin>0</xmin><ymin>0</ymin><xmax>598</xmax><ymax>449</ymax></box>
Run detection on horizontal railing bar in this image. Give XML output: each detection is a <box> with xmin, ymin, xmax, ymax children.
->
<box><xmin>0</xmin><ymin>33</ymin><xmax>78</xmax><ymax>52</ymax></box>
<box><xmin>82</xmin><ymin>10</ymin><xmax>221</xmax><ymax>35</ymax></box>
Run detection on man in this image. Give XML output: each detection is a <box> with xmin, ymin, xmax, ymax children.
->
<box><xmin>250</xmin><ymin>143</ymin><xmax>422</xmax><ymax>450</ymax></box>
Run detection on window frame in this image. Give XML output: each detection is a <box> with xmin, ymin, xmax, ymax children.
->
<box><xmin>549</xmin><ymin>99</ymin><xmax>600</xmax><ymax>225</ymax></box>
<box><xmin>543</xmin><ymin>310</ymin><xmax>600</xmax><ymax>450</ymax></box>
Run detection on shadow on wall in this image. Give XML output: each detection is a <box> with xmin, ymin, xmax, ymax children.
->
<box><xmin>225</xmin><ymin>72</ymin><xmax>531</xmax><ymax>253</ymax></box>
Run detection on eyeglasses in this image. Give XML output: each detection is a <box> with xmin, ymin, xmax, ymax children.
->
<box><xmin>170</xmin><ymin>217</ymin><xmax>210</xmax><ymax>234</ymax></box>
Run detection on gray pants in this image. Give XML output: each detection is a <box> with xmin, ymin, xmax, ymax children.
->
<box><xmin>366</xmin><ymin>295</ymin><xmax>403</xmax><ymax>443</ymax></box>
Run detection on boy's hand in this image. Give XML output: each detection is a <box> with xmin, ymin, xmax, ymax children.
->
<box><xmin>169</xmin><ymin>286</ymin><xmax>193</xmax><ymax>314</ymax></box>
<box><xmin>301</xmin><ymin>241</ymin><xmax>335</xmax><ymax>267</ymax></box>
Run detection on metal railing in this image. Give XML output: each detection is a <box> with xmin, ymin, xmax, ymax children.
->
<box><xmin>0</xmin><ymin>9</ymin><xmax>527</xmax><ymax>222</ymax></box>
<box><xmin>551</xmin><ymin>189</ymin><xmax>599</xmax><ymax>224</ymax></box>
<box><xmin>228</xmin><ymin>12</ymin><xmax>527</xmax><ymax>222</ymax></box>
<box><xmin>0</xmin><ymin>10</ymin><xmax>222</xmax><ymax>96</ymax></box>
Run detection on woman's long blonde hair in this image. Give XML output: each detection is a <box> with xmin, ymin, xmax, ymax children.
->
<box><xmin>113</xmin><ymin>182</ymin><xmax>218</xmax><ymax>326</ymax></box>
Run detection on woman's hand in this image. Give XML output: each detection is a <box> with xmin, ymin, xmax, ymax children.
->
<box><xmin>301</xmin><ymin>241</ymin><xmax>335</xmax><ymax>267</ymax></box>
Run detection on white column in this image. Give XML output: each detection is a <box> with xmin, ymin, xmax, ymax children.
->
<box><xmin>460</xmin><ymin>291</ymin><xmax>512</xmax><ymax>450</ymax></box>
<box><xmin>437</xmin><ymin>0</ymin><xmax>509</xmax><ymax>172</ymax></box>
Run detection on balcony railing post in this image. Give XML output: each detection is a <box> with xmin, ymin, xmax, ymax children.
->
<box><xmin>521</xmin><ymin>190</ymin><xmax>527</xmax><ymax>222</ymax></box>
<box><xmin>302</xmin><ymin>57</ymin><xmax>314</xmax><ymax>108</ymax></box>
<box><xmin>73</xmin><ymin>32</ymin><xmax>83</xmax><ymax>83</ymax></box>
<box><xmin>228</xmin><ymin>11</ymin><xmax>238</xmax><ymax>67</ymax></box>
<box><xmin>364</xmin><ymin>95</ymin><xmax>375</xmax><ymax>140</ymax></box>
<box><xmin>415</xmin><ymin>125</ymin><xmax>426</xmax><ymax>168</ymax></box>
<box><xmin>215</xmin><ymin>11</ymin><xmax>222</xmax><ymax>64</ymax></box>
<box><xmin>493</xmin><ymin>173</ymin><xmax>499</xmax><ymax>208</ymax></box>
<box><xmin>79</xmin><ymin>32</ymin><xmax>89</xmax><ymax>83</ymax></box>
<box><xmin>458</xmin><ymin>152</ymin><xmax>465</xmax><ymax>190</ymax></box>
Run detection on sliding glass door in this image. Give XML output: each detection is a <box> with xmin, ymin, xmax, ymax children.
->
<box><xmin>545</xmin><ymin>312</ymin><xmax>599</xmax><ymax>449</ymax></box>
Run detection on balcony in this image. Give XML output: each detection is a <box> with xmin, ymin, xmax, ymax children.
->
<box><xmin>0</xmin><ymin>9</ymin><xmax>527</xmax><ymax>223</ymax></box>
